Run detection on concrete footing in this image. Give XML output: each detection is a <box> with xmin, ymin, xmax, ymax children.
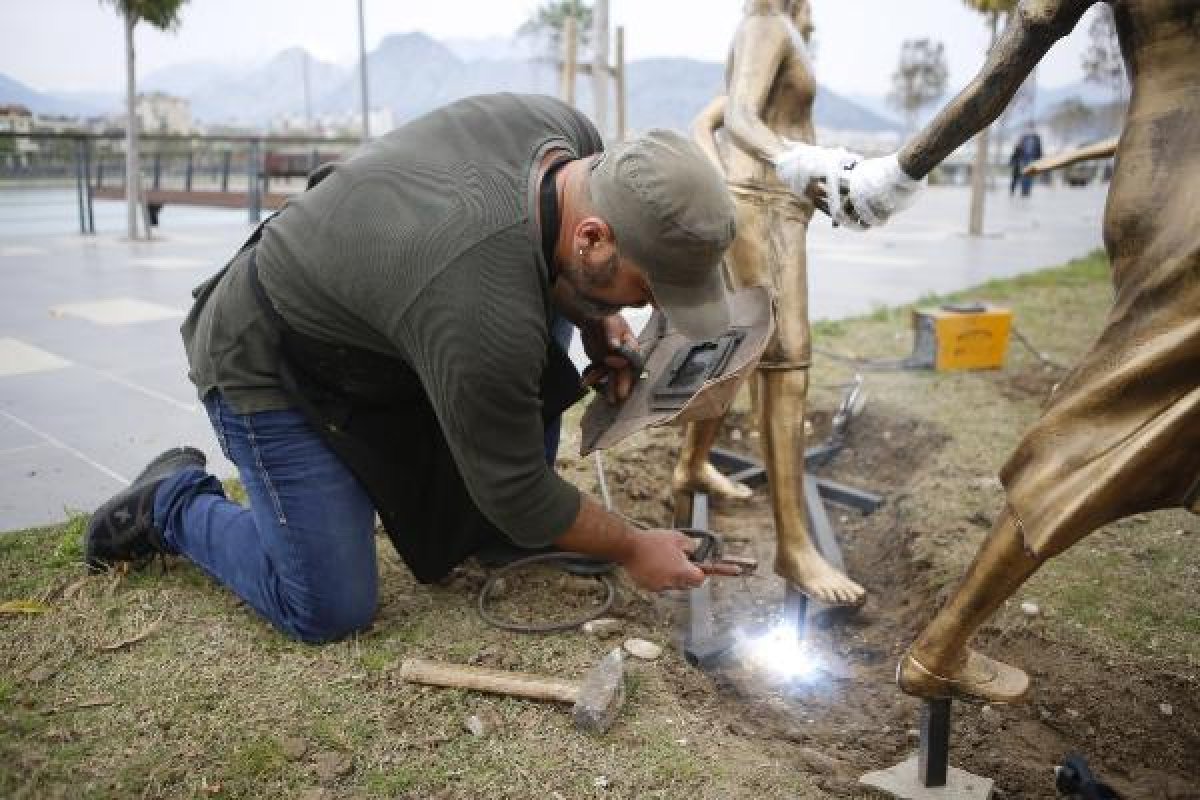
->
<box><xmin>860</xmin><ymin>756</ymin><xmax>994</xmax><ymax>800</ymax></box>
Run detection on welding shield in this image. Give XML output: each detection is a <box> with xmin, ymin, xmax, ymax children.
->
<box><xmin>579</xmin><ymin>286</ymin><xmax>774</xmax><ymax>455</ymax></box>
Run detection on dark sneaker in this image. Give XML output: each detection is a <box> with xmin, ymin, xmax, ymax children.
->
<box><xmin>84</xmin><ymin>446</ymin><xmax>206</xmax><ymax>572</ymax></box>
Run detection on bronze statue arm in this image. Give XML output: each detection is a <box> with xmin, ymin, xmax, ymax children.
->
<box><xmin>724</xmin><ymin>14</ymin><xmax>791</xmax><ymax>164</ymax></box>
<box><xmin>691</xmin><ymin>95</ymin><xmax>728</xmax><ymax>171</ymax></box>
<box><xmin>898</xmin><ymin>0</ymin><xmax>1096</xmax><ymax>178</ymax></box>
<box><xmin>1024</xmin><ymin>135</ymin><xmax>1119</xmax><ymax>175</ymax></box>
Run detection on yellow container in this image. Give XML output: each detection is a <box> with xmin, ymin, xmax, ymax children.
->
<box><xmin>911</xmin><ymin>304</ymin><xmax>1013</xmax><ymax>371</ymax></box>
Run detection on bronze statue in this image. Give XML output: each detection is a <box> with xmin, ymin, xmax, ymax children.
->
<box><xmin>674</xmin><ymin>0</ymin><xmax>867</xmax><ymax>607</ymax></box>
<box><xmin>828</xmin><ymin>0</ymin><xmax>1199</xmax><ymax>703</ymax></box>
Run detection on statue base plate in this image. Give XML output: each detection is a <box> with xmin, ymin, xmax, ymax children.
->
<box><xmin>860</xmin><ymin>756</ymin><xmax>994</xmax><ymax>800</ymax></box>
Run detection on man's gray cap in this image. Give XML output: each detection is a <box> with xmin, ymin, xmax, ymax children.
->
<box><xmin>589</xmin><ymin>129</ymin><xmax>736</xmax><ymax>339</ymax></box>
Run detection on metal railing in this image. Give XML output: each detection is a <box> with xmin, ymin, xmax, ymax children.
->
<box><xmin>0</xmin><ymin>131</ymin><xmax>362</xmax><ymax>233</ymax></box>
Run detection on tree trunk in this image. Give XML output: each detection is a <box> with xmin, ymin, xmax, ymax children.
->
<box><xmin>968</xmin><ymin>11</ymin><xmax>1001</xmax><ymax>237</ymax></box>
<box><xmin>124</xmin><ymin>10</ymin><xmax>140</xmax><ymax>240</ymax></box>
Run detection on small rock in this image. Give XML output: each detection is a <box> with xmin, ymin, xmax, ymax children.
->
<box><xmin>1066</xmin><ymin>708</ymin><xmax>1081</xmax><ymax>719</ymax></box>
<box><xmin>623</xmin><ymin>638</ymin><xmax>663</xmax><ymax>661</ymax></box>
<box><xmin>280</xmin><ymin>736</ymin><xmax>308</xmax><ymax>761</ymax></box>
<box><xmin>313</xmin><ymin>751</ymin><xmax>353</xmax><ymax>783</ymax></box>
<box><xmin>1021</xmin><ymin>602</ymin><xmax>1040</xmax><ymax>617</ymax></box>
<box><xmin>981</xmin><ymin>704</ymin><xmax>993</xmax><ymax>715</ymax></box>
<box><xmin>1160</xmin><ymin>703</ymin><xmax>1173</xmax><ymax>717</ymax></box>
<box><xmin>464</xmin><ymin>714</ymin><xmax>488</xmax><ymax>737</ymax></box>
<box><xmin>731</xmin><ymin>429</ymin><xmax>743</xmax><ymax>442</ymax></box>
<box><xmin>582</xmin><ymin>618</ymin><xmax>623</xmax><ymax>638</ymax></box>
<box><xmin>593</xmin><ymin>775</ymin><xmax>610</xmax><ymax>789</ymax></box>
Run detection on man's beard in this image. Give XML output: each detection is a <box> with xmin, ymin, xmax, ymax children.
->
<box><xmin>558</xmin><ymin>252</ymin><xmax>624</xmax><ymax>320</ymax></box>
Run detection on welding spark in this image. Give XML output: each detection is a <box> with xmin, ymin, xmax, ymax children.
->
<box><xmin>737</xmin><ymin>623</ymin><xmax>821</xmax><ymax>682</ymax></box>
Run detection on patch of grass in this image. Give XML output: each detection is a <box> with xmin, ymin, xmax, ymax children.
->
<box><xmin>811</xmin><ymin>318</ymin><xmax>847</xmax><ymax>338</ymax></box>
<box><xmin>226</xmin><ymin>736</ymin><xmax>287</xmax><ymax>785</ymax></box>
<box><xmin>363</xmin><ymin>766</ymin><xmax>421</xmax><ymax>796</ymax></box>
<box><xmin>222</xmin><ymin>478</ymin><xmax>247</xmax><ymax>505</ymax></box>
<box><xmin>1024</xmin><ymin>513</ymin><xmax>1200</xmax><ymax>662</ymax></box>
<box><xmin>50</xmin><ymin>512</ymin><xmax>87</xmax><ymax>567</ymax></box>
<box><xmin>359</xmin><ymin>650</ymin><xmax>391</xmax><ymax>674</ymax></box>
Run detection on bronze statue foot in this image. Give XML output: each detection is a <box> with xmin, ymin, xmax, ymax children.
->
<box><xmin>777</xmin><ymin>550</ymin><xmax>866</xmax><ymax>607</ymax></box>
<box><xmin>672</xmin><ymin>462</ymin><xmax>754</xmax><ymax>501</ymax></box>
<box><xmin>897</xmin><ymin>647</ymin><xmax>1029</xmax><ymax>704</ymax></box>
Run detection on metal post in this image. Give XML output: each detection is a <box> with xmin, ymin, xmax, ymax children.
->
<box><xmin>561</xmin><ymin>17</ymin><xmax>578</xmax><ymax>107</ymax></box>
<box><xmin>357</xmin><ymin>0</ymin><xmax>370</xmax><ymax>141</ymax></box>
<box><xmin>152</xmin><ymin>151</ymin><xmax>162</xmax><ymax>190</ymax></box>
<box><xmin>221</xmin><ymin>150</ymin><xmax>231</xmax><ymax>193</ymax></box>
<box><xmin>918</xmin><ymin>698</ymin><xmax>953</xmax><ymax>787</ymax></box>
<box><xmin>185</xmin><ymin>150</ymin><xmax>194</xmax><ymax>192</ymax></box>
<box><xmin>968</xmin><ymin>11</ymin><xmax>1000</xmax><ymax>236</ymax></box>
<box><xmin>592</xmin><ymin>0</ymin><xmax>610</xmax><ymax>138</ymax></box>
<box><xmin>247</xmin><ymin>139</ymin><xmax>261</xmax><ymax>223</ymax></box>
<box><xmin>74</xmin><ymin>137</ymin><xmax>87</xmax><ymax>235</ymax></box>
<box><xmin>615</xmin><ymin>26</ymin><xmax>626</xmax><ymax>142</ymax></box>
<box><xmin>83</xmin><ymin>139</ymin><xmax>95</xmax><ymax>233</ymax></box>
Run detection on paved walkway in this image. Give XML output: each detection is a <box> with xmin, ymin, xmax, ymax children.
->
<box><xmin>0</xmin><ymin>184</ymin><xmax>1107</xmax><ymax>530</ymax></box>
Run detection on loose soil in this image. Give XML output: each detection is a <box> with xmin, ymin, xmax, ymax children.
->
<box><xmin>1</xmin><ymin>252</ymin><xmax>1197</xmax><ymax>799</ymax></box>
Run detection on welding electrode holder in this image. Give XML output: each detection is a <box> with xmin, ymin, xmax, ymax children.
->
<box><xmin>678</xmin><ymin>527</ymin><xmax>721</xmax><ymax>564</ymax></box>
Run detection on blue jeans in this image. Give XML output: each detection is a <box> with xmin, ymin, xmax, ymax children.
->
<box><xmin>155</xmin><ymin>394</ymin><xmax>379</xmax><ymax>643</ymax></box>
<box><xmin>157</xmin><ymin>318</ymin><xmax>576</xmax><ymax>643</ymax></box>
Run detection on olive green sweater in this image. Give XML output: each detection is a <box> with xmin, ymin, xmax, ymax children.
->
<box><xmin>182</xmin><ymin>93</ymin><xmax>603</xmax><ymax>546</ymax></box>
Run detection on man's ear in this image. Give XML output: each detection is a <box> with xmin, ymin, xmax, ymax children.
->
<box><xmin>578</xmin><ymin>216</ymin><xmax>616</xmax><ymax>250</ymax></box>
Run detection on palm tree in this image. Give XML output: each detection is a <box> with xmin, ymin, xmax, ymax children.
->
<box><xmin>518</xmin><ymin>1</ymin><xmax>593</xmax><ymax>64</ymax></box>
<box><xmin>100</xmin><ymin>0</ymin><xmax>188</xmax><ymax>240</ymax></box>
<box><xmin>962</xmin><ymin>0</ymin><xmax>1018</xmax><ymax>235</ymax></box>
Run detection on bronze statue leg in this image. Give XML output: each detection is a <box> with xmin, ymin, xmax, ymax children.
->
<box><xmin>745</xmin><ymin>193</ymin><xmax>865</xmax><ymax>605</ymax></box>
<box><xmin>898</xmin><ymin>509</ymin><xmax>1043</xmax><ymax>703</ymax></box>
<box><xmin>673</xmin><ymin>416</ymin><xmax>754</xmax><ymax>501</ymax></box>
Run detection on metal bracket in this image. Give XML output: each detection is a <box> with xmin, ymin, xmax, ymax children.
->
<box><xmin>919</xmin><ymin>698</ymin><xmax>952</xmax><ymax>787</ymax></box>
<box><xmin>679</xmin><ymin>491</ymin><xmax>736</xmax><ymax>669</ymax></box>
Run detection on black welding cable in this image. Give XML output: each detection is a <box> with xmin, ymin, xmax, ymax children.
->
<box><xmin>477</xmin><ymin>552</ymin><xmax>617</xmax><ymax>634</ymax></box>
<box><xmin>477</xmin><ymin>511</ymin><xmax>660</xmax><ymax>633</ymax></box>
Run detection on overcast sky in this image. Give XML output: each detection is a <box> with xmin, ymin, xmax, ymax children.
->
<box><xmin>6</xmin><ymin>0</ymin><xmax>1101</xmax><ymax>97</ymax></box>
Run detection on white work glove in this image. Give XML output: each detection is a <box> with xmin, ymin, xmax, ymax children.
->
<box><xmin>840</xmin><ymin>154</ymin><xmax>924</xmax><ymax>229</ymax></box>
<box><xmin>773</xmin><ymin>141</ymin><xmax>865</xmax><ymax>229</ymax></box>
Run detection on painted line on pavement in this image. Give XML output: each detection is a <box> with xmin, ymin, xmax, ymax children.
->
<box><xmin>0</xmin><ymin>408</ymin><xmax>129</xmax><ymax>487</ymax></box>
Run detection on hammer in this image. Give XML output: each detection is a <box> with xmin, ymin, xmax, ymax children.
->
<box><xmin>399</xmin><ymin>648</ymin><xmax>625</xmax><ymax>734</ymax></box>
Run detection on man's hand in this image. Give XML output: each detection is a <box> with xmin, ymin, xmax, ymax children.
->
<box><xmin>622</xmin><ymin>529</ymin><xmax>741</xmax><ymax>592</ymax></box>
<box><xmin>580</xmin><ymin>314</ymin><xmax>641</xmax><ymax>405</ymax></box>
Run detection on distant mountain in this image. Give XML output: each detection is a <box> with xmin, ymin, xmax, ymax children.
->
<box><xmin>1</xmin><ymin>32</ymin><xmax>900</xmax><ymax>135</ymax></box>
<box><xmin>442</xmin><ymin>35</ymin><xmax>540</xmax><ymax>63</ymax></box>
<box><xmin>189</xmin><ymin>48</ymin><xmax>345</xmax><ymax>126</ymax></box>
<box><xmin>0</xmin><ymin>73</ymin><xmax>113</xmax><ymax>116</ymax></box>
<box><xmin>142</xmin><ymin>61</ymin><xmax>240</xmax><ymax>96</ymax></box>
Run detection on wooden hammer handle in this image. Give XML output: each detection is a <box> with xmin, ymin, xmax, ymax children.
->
<box><xmin>400</xmin><ymin>658</ymin><xmax>579</xmax><ymax>704</ymax></box>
